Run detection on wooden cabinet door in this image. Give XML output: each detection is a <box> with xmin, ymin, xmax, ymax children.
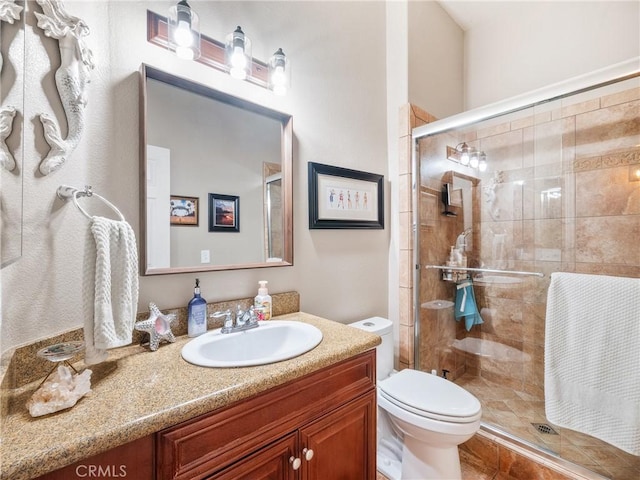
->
<box><xmin>299</xmin><ymin>392</ymin><xmax>376</xmax><ymax>480</ymax></box>
<box><xmin>208</xmin><ymin>433</ymin><xmax>298</xmax><ymax>480</ymax></box>
<box><xmin>35</xmin><ymin>435</ymin><xmax>154</xmax><ymax>480</ymax></box>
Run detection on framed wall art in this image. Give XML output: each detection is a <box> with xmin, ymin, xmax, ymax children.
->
<box><xmin>170</xmin><ymin>195</ymin><xmax>199</xmax><ymax>226</ymax></box>
<box><xmin>208</xmin><ymin>193</ymin><xmax>240</xmax><ymax>232</ymax></box>
<box><xmin>308</xmin><ymin>162</ymin><xmax>384</xmax><ymax>229</ymax></box>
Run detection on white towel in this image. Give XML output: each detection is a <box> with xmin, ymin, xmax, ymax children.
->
<box><xmin>83</xmin><ymin>216</ymin><xmax>139</xmax><ymax>365</ymax></box>
<box><xmin>545</xmin><ymin>272</ymin><xmax>640</xmax><ymax>455</ymax></box>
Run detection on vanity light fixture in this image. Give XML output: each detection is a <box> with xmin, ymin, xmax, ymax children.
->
<box><xmin>168</xmin><ymin>0</ymin><xmax>201</xmax><ymax>60</ymax></box>
<box><xmin>147</xmin><ymin>11</ymin><xmax>290</xmax><ymax>94</ymax></box>
<box><xmin>447</xmin><ymin>143</ymin><xmax>488</xmax><ymax>171</ymax></box>
<box><xmin>450</xmin><ymin>142</ymin><xmax>470</xmax><ymax>166</ymax></box>
<box><xmin>225</xmin><ymin>26</ymin><xmax>252</xmax><ymax>80</ymax></box>
<box><xmin>268</xmin><ymin>48</ymin><xmax>290</xmax><ymax>96</ymax></box>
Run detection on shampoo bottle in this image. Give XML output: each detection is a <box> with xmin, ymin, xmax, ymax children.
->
<box><xmin>460</xmin><ymin>249</ymin><xmax>468</xmax><ymax>268</ymax></box>
<box><xmin>254</xmin><ymin>281</ymin><xmax>272</xmax><ymax>320</ymax></box>
<box><xmin>188</xmin><ymin>278</ymin><xmax>207</xmax><ymax>337</ymax></box>
<box><xmin>448</xmin><ymin>246</ymin><xmax>459</xmax><ymax>267</ymax></box>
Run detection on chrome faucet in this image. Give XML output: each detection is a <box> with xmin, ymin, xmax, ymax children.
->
<box><xmin>211</xmin><ymin>305</ymin><xmax>260</xmax><ymax>334</ymax></box>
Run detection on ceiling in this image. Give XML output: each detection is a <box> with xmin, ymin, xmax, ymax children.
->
<box><xmin>438</xmin><ymin>1</ymin><xmax>529</xmax><ymax>31</ymax></box>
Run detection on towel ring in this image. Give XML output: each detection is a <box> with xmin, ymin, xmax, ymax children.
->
<box><xmin>57</xmin><ymin>185</ymin><xmax>125</xmax><ymax>221</ymax></box>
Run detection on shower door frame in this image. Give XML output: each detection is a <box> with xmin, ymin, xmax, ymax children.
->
<box><xmin>411</xmin><ymin>57</ymin><xmax>640</xmax><ymax>370</ymax></box>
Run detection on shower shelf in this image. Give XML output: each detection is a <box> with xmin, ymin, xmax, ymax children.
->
<box><xmin>424</xmin><ymin>265</ymin><xmax>545</xmax><ymax>282</ymax></box>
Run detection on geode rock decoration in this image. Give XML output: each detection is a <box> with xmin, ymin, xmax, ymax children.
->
<box><xmin>27</xmin><ymin>364</ymin><xmax>92</xmax><ymax>417</ymax></box>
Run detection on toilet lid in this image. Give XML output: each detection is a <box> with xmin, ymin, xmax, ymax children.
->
<box><xmin>378</xmin><ymin>369</ymin><xmax>481</xmax><ymax>420</ymax></box>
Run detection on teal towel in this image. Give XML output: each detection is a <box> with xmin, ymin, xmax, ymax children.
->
<box><xmin>455</xmin><ymin>280</ymin><xmax>484</xmax><ymax>331</ymax></box>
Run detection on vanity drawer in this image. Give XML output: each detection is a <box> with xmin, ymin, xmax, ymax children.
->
<box><xmin>157</xmin><ymin>350</ymin><xmax>375</xmax><ymax>480</ymax></box>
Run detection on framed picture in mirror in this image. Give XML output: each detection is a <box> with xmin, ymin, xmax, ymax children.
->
<box><xmin>170</xmin><ymin>195</ymin><xmax>199</xmax><ymax>226</ymax></box>
<box><xmin>209</xmin><ymin>193</ymin><xmax>240</xmax><ymax>232</ymax></box>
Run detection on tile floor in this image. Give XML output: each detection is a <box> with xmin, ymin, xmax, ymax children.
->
<box><xmin>378</xmin><ymin>431</ymin><xmax>630</xmax><ymax>480</ymax></box>
<box><xmin>377</xmin><ymin>463</ymin><xmax>495</xmax><ymax>480</ymax></box>
<box><xmin>376</xmin><ymin>463</ymin><xmax>498</xmax><ymax>480</ymax></box>
<box><xmin>454</xmin><ymin>373</ymin><xmax>640</xmax><ymax>480</ymax></box>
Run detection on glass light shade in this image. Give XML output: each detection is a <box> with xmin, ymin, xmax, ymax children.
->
<box><xmin>459</xmin><ymin>143</ymin><xmax>470</xmax><ymax>166</ymax></box>
<box><xmin>168</xmin><ymin>0</ymin><xmax>201</xmax><ymax>60</ymax></box>
<box><xmin>469</xmin><ymin>151</ymin><xmax>480</xmax><ymax>169</ymax></box>
<box><xmin>268</xmin><ymin>48</ymin><xmax>290</xmax><ymax>96</ymax></box>
<box><xmin>478</xmin><ymin>152</ymin><xmax>488</xmax><ymax>172</ymax></box>
<box><xmin>225</xmin><ymin>26</ymin><xmax>252</xmax><ymax>80</ymax></box>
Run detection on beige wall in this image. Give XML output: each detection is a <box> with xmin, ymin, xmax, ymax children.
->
<box><xmin>408</xmin><ymin>0</ymin><xmax>464</xmax><ymax>120</ymax></box>
<box><xmin>386</xmin><ymin>1</ymin><xmax>465</xmax><ymax>361</ymax></box>
<box><xmin>1</xmin><ymin>1</ymin><xmax>391</xmax><ymax>353</ymax></box>
<box><xmin>463</xmin><ymin>1</ymin><xmax>640</xmax><ymax>109</ymax></box>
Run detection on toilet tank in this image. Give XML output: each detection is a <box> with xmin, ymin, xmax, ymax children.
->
<box><xmin>349</xmin><ymin>317</ymin><xmax>393</xmax><ymax>381</ymax></box>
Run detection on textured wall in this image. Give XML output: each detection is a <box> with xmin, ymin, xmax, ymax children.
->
<box><xmin>1</xmin><ymin>1</ymin><xmax>390</xmax><ymax>353</ymax></box>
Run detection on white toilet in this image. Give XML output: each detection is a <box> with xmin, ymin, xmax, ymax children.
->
<box><xmin>350</xmin><ymin>317</ymin><xmax>481</xmax><ymax>480</ymax></box>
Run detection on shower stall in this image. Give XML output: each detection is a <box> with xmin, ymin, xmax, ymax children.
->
<box><xmin>411</xmin><ymin>61</ymin><xmax>639</xmax><ymax>479</ymax></box>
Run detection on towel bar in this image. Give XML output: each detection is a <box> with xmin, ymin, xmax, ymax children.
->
<box><xmin>424</xmin><ymin>265</ymin><xmax>545</xmax><ymax>278</ymax></box>
<box><xmin>57</xmin><ymin>185</ymin><xmax>125</xmax><ymax>221</ymax></box>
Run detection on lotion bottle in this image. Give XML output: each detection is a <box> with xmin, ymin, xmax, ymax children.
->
<box><xmin>254</xmin><ymin>281</ymin><xmax>272</xmax><ymax>320</ymax></box>
<box><xmin>448</xmin><ymin>246</ymin><xmax>459</xmax><ymax>267</ymax></box>
<box><xmin>188</xmin><ymin>278</ymin><xmax>207</xmax><ymax>337</ymax></box>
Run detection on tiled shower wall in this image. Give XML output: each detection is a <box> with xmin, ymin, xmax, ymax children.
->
<box><xmin>397</xmin><ymin>104</ymin><xmax>436</xmax><ymax>371</ymax></box>
<box><xmin>410</xmin><ymin>83</ymin><xmax>639</xmax><ymax>387</ymax></box>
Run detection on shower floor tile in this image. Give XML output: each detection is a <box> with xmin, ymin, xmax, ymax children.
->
<box><xmin>454</xmin><ymin>372</ymin><xmax>640</xmax><ymax>479</ymax></box>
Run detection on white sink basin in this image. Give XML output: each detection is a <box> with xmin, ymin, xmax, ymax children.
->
<box><xmin>181</xmin><ymin>320</ymin><xmax>323</xmax><ymax>368</ymax></box>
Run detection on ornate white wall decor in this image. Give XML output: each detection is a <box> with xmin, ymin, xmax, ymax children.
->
<box><xmin>0</xmin><ymin>0</ymin><xmax>23</xmax><ymax>73</ymax></box>
<box><xmin>0</xmin><ymin>105</ymin><xmax>17</xmax><ymax>171</ymax></box>
<box><xmin>0</xmin><ymin>0</ymin><xmax>23</xmax><ymax>171</ymax></box>
<box><xmin>35</xmin><ymin>0</ymin><xmax>94</xmax><ymax>175</ymax></box>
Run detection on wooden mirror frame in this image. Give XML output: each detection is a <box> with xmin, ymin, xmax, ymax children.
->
<box><xmin>139</xmin><ymin>64</ymin><xmax>293</xmax><ymax>275</ymax></box>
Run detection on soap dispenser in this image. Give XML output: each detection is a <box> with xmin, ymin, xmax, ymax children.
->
<box><xmin>187</xmin><ymin>278</ymin><xmax>207</xmax><ymax>337</ymax></box>
<box><xmin>254</xmin><ymin>281</ymin><xmax>272</xmax><ymax>320</ymax></box>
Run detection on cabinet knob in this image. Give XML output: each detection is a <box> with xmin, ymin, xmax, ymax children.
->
<box><xmin>289</xmin><ymin>456</ymin><xmax>301</xmax><ymax>470</ymax></box>
<box><xmin>303</xmin><ymin>448</ymin><xmax>314</xmax><ymax>461</ymax></box>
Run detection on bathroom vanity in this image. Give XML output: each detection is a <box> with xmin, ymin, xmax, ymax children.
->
<box><xmin>1</xmin><ymin>313</ymin><xmax>379</xmax><ymax>480</ymax></box>
<box><xmin>158</xmin><ymin>351</ymin><xmax>375</xmax><ymax>479</ymax></box>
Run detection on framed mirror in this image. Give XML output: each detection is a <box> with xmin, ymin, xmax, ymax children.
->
<box><xmin>139</xmin><ymin>64</ymin><xmax>293</xmax><ymax>275</ymax></box>
<box><xmin>1</xmin><ymin>0</ymin><xmax>24</xmax><ymax>268</ymax></box>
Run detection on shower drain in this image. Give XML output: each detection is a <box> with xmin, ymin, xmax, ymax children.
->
<box><xmin>532</xmin><ymin>423</ymin><xmax>559</xmax><ymax>435</ymax></box>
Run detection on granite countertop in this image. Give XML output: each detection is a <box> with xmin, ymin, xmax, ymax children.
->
<box><xmin>0</xmin><ymin>312</ymin><xmax>380</xmax><ymax>480</ymax></box>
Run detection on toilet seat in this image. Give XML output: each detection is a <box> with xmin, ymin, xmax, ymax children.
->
<box><xmin>378</xmin><ymin>369</ymin><xmax>482</xmax><ymax>424</ymax></box>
